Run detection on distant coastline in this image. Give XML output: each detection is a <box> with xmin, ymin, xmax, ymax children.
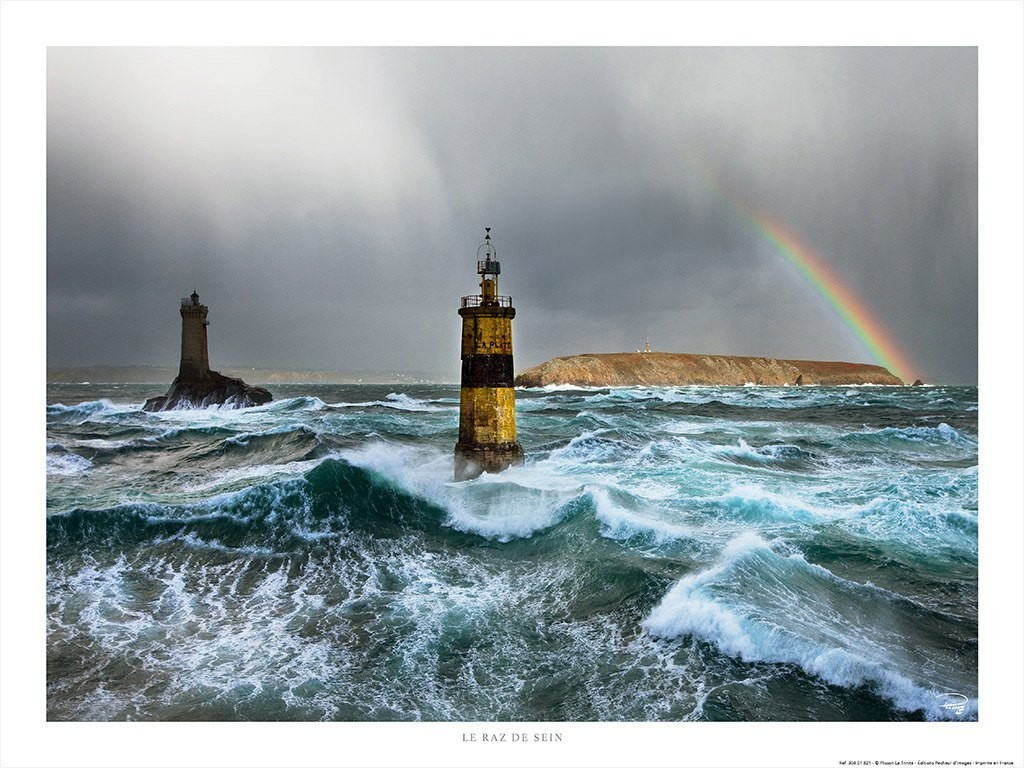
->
<box><xmin>49</xmin><ymin>356</ymin><xmax>908</xmax><ymax>388</ymax></box>
<box><xmin>46</xmin><ymin>366</ymin><xmax>454</xmax><ymax>386</ymax></box>
<box><xmin>515</xmin><ymin>352</ymin><xmax>905</xmax><ymax>387</ymax></box>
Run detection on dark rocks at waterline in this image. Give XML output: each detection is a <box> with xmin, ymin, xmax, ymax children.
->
<box><xmin>143</xmin><ymin>370</ymin><xmax>272</xmax><ymax>411</ymax></box>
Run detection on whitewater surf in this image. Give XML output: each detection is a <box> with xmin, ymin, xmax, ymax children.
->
<box><xmin>46</xmin><ymin>382</ymin><xmax>977</xmax><ymax>721</ymax></box>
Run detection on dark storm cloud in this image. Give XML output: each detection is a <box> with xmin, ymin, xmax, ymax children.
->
<box><xmin>47</xmin><ymin>47</ymin><xmax>977</xmax><ymax>382</ymax></box>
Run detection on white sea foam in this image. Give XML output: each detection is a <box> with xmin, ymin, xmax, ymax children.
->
<box><xmin>589</xmin><ymin>486</ymin><xmax>694</xmax><ymax>543</ymax></box>
<box><xmin>46</xmin><ymin>452</ymin><xmax>93</xmax><ymax>475</ymax></box>
<box><xmin>48</xmin><ymin>549</ymin><xmax>353</xmax><ymax>720</ymax></box>
<box><xmin>266</xmin><ymin>395</ymin><xmax>327</xmax><ymax>411</ymax></box>
<box><xmin>176</xmin><ymin>531</ymin><xmax>280</xmax><ymax>557</ymax></box>
<box><xmin>533</xmin><ymin>383</ymin><xmax>601</xmax><ymax>392</ymax></box>
<box><xmin>711</xmin><ymin>438</ymin><xmax>815</xmax><ymax>466</ymax></box>
<box><xmin>851</xmin><ymin>422</ymin><xmax>973</xmax><ymax>445</ymax></box>
<box><xmin>546</xmin><ymin>429</ymin><xmax>629</xmax><ymax>464</ymax></box>
<box><xmin>152</xmin><ymin>406</ymin><xmax>250</xmax><ymax>428</ymax></box>
<box><xmin>46</xmin><ymin>382</ymin><xmax>978</xmax><ymax>721</ymax></box>
<box><xmin>73</xmin><ymin>436</ymin><xmax>139</xmax><ymax>451</ymax></box>
<box><xmin>178</xmin><ymin>458</ymin><xmax>322</xmax><ymax>495</ymax></box>
<box><xmin>713</xmin><ymin>484</ymin><xmax>841</xmax><ymax>525</ymax></box>
<box><xmin>47</xmin><ymin>398</ymin><xmax>136</xmax><ymax>424</ymax></box>
<box><xmin>438</xmin><ymin>470</ymin><xmax>582</xmax><ymax>542</ymax></box>
<box><xmin>337</xmin><ymin>442</ymin><xmax>583</xmax><ymax>542</ymax></box>
<box><xmin>843</xmin><ymin>496</ymin><xmax>978</xmax><ymax>557</ymax></box>
<box><xmin>330</xmin><ymin>392</ymin><xmax>447</xmax><ymax>412</ymax></box>
<box><xmin>337</xmin><ymin>440</ymin><xmax>443</xmax><ymax>481</ymax></box>
<box><xmin>584</xmin><ymin>388</ymin><xmax>685</xmax><ymax>404</ymax></box>
<box><xmin>222</xmin><ymin>422</ymin><xmax>318</xmax><ymax>447</ymax></box>
<box><xmin>643</xmin><ymin>532</ymin><xmax>977</xmax><ymax>719</ymax></box>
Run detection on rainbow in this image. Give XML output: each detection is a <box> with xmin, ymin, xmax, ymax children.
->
<box><xmin>744</xmin><ymin>211</ymin><xmax>918</xmax><ymax>383</ymax></box>
<box><xmin>693</xmin><ymin>162</ymin><xmax>918</xmax><ymax>383</ymax></box>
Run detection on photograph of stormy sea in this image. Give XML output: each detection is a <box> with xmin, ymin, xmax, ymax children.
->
<box><xmin>41</xmin><ymin>43</ymin><xmax>984</xmax><ymax>727</ymax></box>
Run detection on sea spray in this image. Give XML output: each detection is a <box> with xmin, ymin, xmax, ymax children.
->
<box><xmin>47</xmin><ymin>382</ymin><xmax>977</xmax><ymax>721</ymax></box>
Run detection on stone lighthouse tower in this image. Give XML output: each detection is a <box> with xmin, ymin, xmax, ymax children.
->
<box><xmin>454</xmin><ymin>229</ymin><xmax>524</xmax><ymax>480</ymax></box>
<box><xmin>143</xmin><ymin>289</ymin><xmax>271</xmax><ymax>412</ymax></box>
<box><xmin>178</xmin><ymin>289</ymin><xmax>211</xmax><ymax>381</ymax></box>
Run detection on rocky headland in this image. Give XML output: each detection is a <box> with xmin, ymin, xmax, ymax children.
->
<box><xmin>143</xmin><ymin>370</ymin><xmax>272</xmax><ymax>411</ymax></box>
<box><xmin>515</xmin><ymin>352</ymin><xmax>903</xmax><ymax>388</ymax></box>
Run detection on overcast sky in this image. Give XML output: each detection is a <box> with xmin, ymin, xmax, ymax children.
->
<box><xmin>46</xmin><ymin>46</ymin><xmax>977</xmax><ymax>383</ymax></box>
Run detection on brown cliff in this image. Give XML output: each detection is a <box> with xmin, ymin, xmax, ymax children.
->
<box><xmin>514</xmin><ymin>353</ymin><xmax>903</xmax><ymax>388</ymax></box>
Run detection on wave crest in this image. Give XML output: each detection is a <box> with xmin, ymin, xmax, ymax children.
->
<box><xmin>642</xmin><ymin>532</ymin><xmax>976</xmax><ymax>719</ymax></box>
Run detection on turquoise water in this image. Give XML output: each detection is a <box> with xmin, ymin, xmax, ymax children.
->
<box><xmin>46</xmin><ymin>383</ymin><xmax>978</xmax><ymax>721</ymax></box>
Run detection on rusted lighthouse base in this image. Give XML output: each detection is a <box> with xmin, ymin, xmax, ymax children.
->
<box><xmin>454</xmin><ymin>441</ymin><xmax>524</xmax><ymax>482</ymax></box>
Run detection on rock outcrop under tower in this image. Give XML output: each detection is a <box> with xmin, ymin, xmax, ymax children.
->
<box><xmin>144</xmin><ymin>291</ymin><xmax>272</xmax><ymax>412</ymax></box>
<box><xmin>143</xmin><ymin>370</ymin><xmax>272</xmax><ymax>411</ymax></box>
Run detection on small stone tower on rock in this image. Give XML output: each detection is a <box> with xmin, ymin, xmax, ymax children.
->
<box><xmin>179</xmin><ymin>290</ymin><xmax>211</xmax><ymax>381</ymax></box>
<box><xmin>143</xmin><ymin>289</ymin><xmax>272</xmax><ymax>412</ymax></box>
<box><xmin>454</xmin><ymin>229</ymin><xmax>524</xmax><ymax>480</ymax></box>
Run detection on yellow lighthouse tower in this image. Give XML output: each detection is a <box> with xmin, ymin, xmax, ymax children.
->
<box><xmin>454</xmin><ymin>229</ymin><xmax>524</xmax><ymax>480</ymax></box>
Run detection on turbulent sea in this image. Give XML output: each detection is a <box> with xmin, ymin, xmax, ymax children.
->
<box><xmin>46</xmin><ymin>382</ymin><xmax>978</xmax><ymax>722</ymax></box>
